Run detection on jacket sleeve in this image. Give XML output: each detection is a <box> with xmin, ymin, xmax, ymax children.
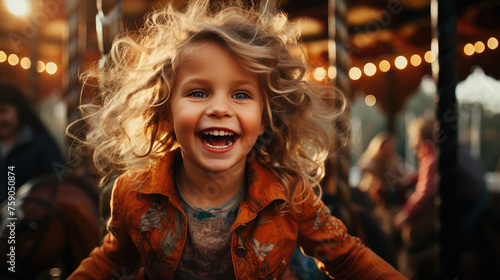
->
<box><xmin>68</xmin><ymin>174</ymin><xmax>141</xmax><ymax>279</ymax></box>
<box><xmin>297</xmin><ymin>191</ymin><xmax>408</xmax><ymax>280</ymax></box>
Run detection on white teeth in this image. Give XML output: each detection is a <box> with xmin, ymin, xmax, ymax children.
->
<box><xmin>202</xmin><ymin>138</ymin><xmax>234</xmax><ymax>149</ymax></box>
<box><xmin>202</xmin><ymin>130</ymin><xmax>234</xmax><ymax>136</ymax></box>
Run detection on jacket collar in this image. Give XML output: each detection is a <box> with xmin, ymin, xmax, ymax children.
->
<box><xmin>134</xmin><ymin>149</ymin><xmax>287</xmax><ymax>214</ymax></box>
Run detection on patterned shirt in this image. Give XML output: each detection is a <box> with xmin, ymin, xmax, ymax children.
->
<box><xmin>173</xmin><ymin>177</ymin><xmax>245</xmax><ymax>280</ymax></box>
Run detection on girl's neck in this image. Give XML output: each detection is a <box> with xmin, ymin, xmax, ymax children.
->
<box><xmin>177</xmin><ymin>160</ymin><xmax>246</xmax><ymax>209</ymax></box>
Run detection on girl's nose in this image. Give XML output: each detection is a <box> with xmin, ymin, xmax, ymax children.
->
<box><xmin>206</xmin><ymin>94</ymin><xmax>232</xmax><ymax>118</ymax></box>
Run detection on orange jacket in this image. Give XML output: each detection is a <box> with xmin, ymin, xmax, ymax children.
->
<box><xmin>69</xmin><ymin>151</ymin><xmax>407</xmax><ymax>279</ymax></box>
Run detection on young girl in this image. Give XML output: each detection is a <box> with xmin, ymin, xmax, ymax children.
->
<box><xmin>69</xmin><ymin>1</ymin><xmax>407</xmax><ymax>279</ymax></box>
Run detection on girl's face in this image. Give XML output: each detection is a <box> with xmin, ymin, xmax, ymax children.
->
<box><xmin>0</xmin><ymin>103</ymin><xmax>19</xmax><ymax>141</ymax></box>
<box><xmin>168</xmin><ymin>41</ymin><xmax>265</xmax><ymax>174</ymax></box>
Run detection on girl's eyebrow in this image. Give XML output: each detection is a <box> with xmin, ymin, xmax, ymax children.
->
<box><xmin>180</xmin><ymin>78</ymin><xmax>259</xmax><ymax>90</ymax></box>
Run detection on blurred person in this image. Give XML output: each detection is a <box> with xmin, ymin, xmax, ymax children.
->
<box><xmin>0</xmin><ymin>84</ymin><xmax>65</xmax><ymax>203</ymax></box>
<box><xmin>356</xmin><ymin>132</ymin><xmax>413</xmax><ymax>262</ymax></box>
<box><xmin>357</xmin><ymin>132</ymin><xmax>412</xmax><ymax>207</ymax></box>
<box><xmin>394</xmin><ymin>115</ymin><xmax>496</xmax><ymax>279</ymax></box>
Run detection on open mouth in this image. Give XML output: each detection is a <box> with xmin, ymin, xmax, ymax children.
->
<box><xmin>200</xmin><ymin>129</ymin><xmax>239</xmax><ymax>149</ymax></box>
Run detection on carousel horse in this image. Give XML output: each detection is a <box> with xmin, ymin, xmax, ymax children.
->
<box><xmin>0</xmin><ymin>174</ymin><xmax>100</xmax><ymax>279</ymax></box>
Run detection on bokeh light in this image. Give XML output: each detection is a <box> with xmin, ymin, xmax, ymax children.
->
<box><xmin>37</xmin><ymin>61</ymin><xmax>45</xmax><ymax>72</ymax></box>
<box><xmin>20</xmin><ymin>57</ymin><xmax>31</xmax><ymax>69</ymax></box>
<box><xmin>363</xmin><ymin>62</ymin><xmax>376</xmax><ymax>76</ymax></box>
<box><xmin>328</xmin><ymin>66</ymin><xmax>337</xmax><ymax>79</ymax></box>
<box><xmin>474</xmin><ymin>41</ymin><xmax>485</xmax><ymax>54</ymax></box>
<box><xmin>0</xmin><ymin>51</ymin><xmax>6</xmax><ymax>63</ymax></box>
<box><xmin>8</xmin><ymin>54</ymin><xmax>19</xmax><ymax>66</ymax></box>
<box><xmin>487</xmin><ymin>37</ymin><xmax>498</xmax><ymax>50</ymax></box>
<box><xmin>365</xmin><ymin>94</ymin><xmax>376</xmax><ymax>107</ymax></box>
<box><xmin>6</xmin><ymin>0</ymin><xmax>30</xmax><ymax>16</ymax></box>
<box><xmin>410</xmin><ymin>54</ymin><xmax>422</xmax><ymax>66</ymax></box>
<box><xmin>313</xmin><ymin>67</ymin><xmax>326</xmax><ymax>81</ymax></box>
<box><xmin>349</xmin><ymin>67</ymin><xmax>362</xmax><ymax>80</ymax></box>
<box><xmin>46</xmin><ymin>62</ymin><xmax>57</xmax><ymax>74</ymax></box>
<box><xmin>464</xmin><ymin>43</ymin><xmax>475</xmax><ymax>56</ymax></box>
<box><xmin>379</xmin><ymin>60</ymin><xmax>390</xmax><ymax>72</ymax></box>
<box><xmin>394</xmin><ymin>56</ymin><xmax>408</xmax><ymax>69</ymax></box>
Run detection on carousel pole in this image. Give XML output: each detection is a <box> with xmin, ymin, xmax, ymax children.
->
<box><xmin>430</xmin><ymin>0</ymin><xmax>459</xmax><ymax>278</ymax></box>
<box><xmin>328</xmin><ymin>0</ymin><xmax>350</xmax><ymax>194</ymax></box>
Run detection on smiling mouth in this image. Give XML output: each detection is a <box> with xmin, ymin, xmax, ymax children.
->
<box><xmin>200</xmin><ymin>129</ymin><xmax>239</xmax><ymax>149</ymax></box>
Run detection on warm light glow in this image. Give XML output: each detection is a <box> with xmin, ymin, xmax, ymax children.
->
<box><xmin>349</xmin><ymin>67</ymin><xmax>362</xmax><ymax>80</ymax></box>
<box><xmin>379</xmin><ymin>60</ymin><xmax>390</xmax><ymax>72</ymax></box>
<box><xmin>46</xmin><ymin>62</ymin><xmax>57</xmax><ymax>74</ymax></box>
<box><xmin>37</xmin><ymin>61</ymin><xmax>45</xmax><ymax>72</ymax></box>
<box><xmin>20</xmin><ymin>57</ymin><xmax>31</xmax><ymax>69</ymax></box>
<box><xmin>0</xmin><ymin>51</ymin><xmax>6</xmax><ymax>63</ymax></box>
<box><xmin>8</xmin><ymin>54</ymin><xmax>19</xmax><ymax>66</ymax></box>
<box><xmin>394</xmin><ymin>56</ymin><xmax>408</xmax><ymax>69</ymax></box>
<box><xmin>424</xmin><ymin>50</ymin><xmax>436</xmax><ymax>63</ymax></box>
<box><xmin>6</xmin><ymin>0</ymin><xmax>30</xmax><ymax>16</ymax></box>
<box><xmin>328</xmin><ymin>66</ymin><xmax>337</xmax><ymax>79</ymax></box>
<box><xmin>363</xmin><ymin>62</ymin><xmax>376</xmax><ymax>76</ymax></box>
<box><xmin>313</xmin><ymin>67</ymin><xmax>327</xmax><ymax>81</ymax></box>
<box><xmin>410</xmin><ymin>54</ymin><xmax>422</xmax><ymax>66</ymax></box>
<box><xmin>463</xmin><ymin>43</ymin><xmax>475</xmax><ymax>56</ymax></box>
<box><xmin>487</xmin><ymin>37</ymin><xmax>498</xmax><ymax>50</ymax></box>
<box><xmin>474</xmin><ymin>41</ymin><xmax>485</xmax><ymax>54</ymax></box>
<box><xmin>365</xmin><ymin>94</ymin><xmax>376</xmax><ymax>107</ymax></box>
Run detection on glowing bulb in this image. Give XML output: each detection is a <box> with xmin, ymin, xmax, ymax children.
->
<box><xmin>394</xmin><ymin>56</ymin><xmax>408</xmax><ymax>69</ymax></box>
<box><xmin>328</xmin><ymin>66</ymin><xmax>337</xmax><ymax>79</ymax></box>
<box><xmin>463</xmin><ymin>43</ymin><xmax>475</xmax><ymax>56</ymax></box>
<box><xmin>410</xmin><ymin>54</ymin><xmax>422</xmax><ymax>66</ymax></box>
<box><xmin>8</xmin><ymin>54</ymin><xmax>19</xmax><ymax>66</ymax></box>
<box><xmin>474</xmin><ymin>41</ymin><xmax>485</xmax><ymax>54</ymax></box>
<box><xmin>37</xmin><ymin>61</ymin><xmax>45</xmax><ymax>72</ymax></box>
<box><xmin>6</xmin><ymin>0</ymin><xmax>30</xmax><ymax>16</ymax></box>
<box><xmin>46</xmin><ymin>62</ymin><xmax>57</xmax><ymax>74</ymax></box>
<box><xmin>487</xmin><ymin>37</ymin><xmax>498</xmax><ymax>50</ymax></box>
<box><xmin>363</xmin><ymin>63</ymin><xmax>376</xmax><ymax>76</ymax></box>
<box><xmin>379</xmin><ymin>60</ymin><xmax>390</xmax><ymax>72</ymax></box>
<box><xmin>424</xmin><ymin>51</ymin><xmax>436</xmax><ymax>63</ymax></box>
<box><xmin>0</xmin><ymin>51</ymin><xmax>6</xmax><ymax>63</ymax></box>
<box><xmin>20</xmin><ymin>57</ymin><xmax>31</xmax><ymax>69</ymax></box>
<box><xmin>313</xmin><ymin>67</ymin><xmax>327</xmax><ymax>81</ymax></box>
<box><xmin>365</xmin><ymin>94</ymin><xmax>376</xmax><ymax>107</ymax></box>
<box><xmin>349</xmin><ymin>67</ymin><xmax>362</xmax><ymax>80</ymax></box>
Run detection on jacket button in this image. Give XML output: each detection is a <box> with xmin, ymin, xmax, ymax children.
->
<box><xmin>236</xmin><ymin>246</ymin><xmax>246</xmax><ymax>257</ymax></box>
<box><xmin>235</xmin><ymin>224</ymin><xmax>246</xmax><ymax>234</ymax></box>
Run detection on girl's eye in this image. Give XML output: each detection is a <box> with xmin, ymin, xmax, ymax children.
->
<box><xmin>188</xmin><ymin>91</ymin><xmax>207</xmax><ymax>98</ymax></box>
<box><xmin>233</xmin><ymin>92</ymin><xmax>250</xmax><ymax>100</ymax></box>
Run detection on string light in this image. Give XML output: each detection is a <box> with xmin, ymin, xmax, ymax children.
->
<box><xmin>46</xmin><ymin>62</ymin><xmax>57</xmax><ymax>74</ymax></box>
<box><xmin>464</xmin><ymin>43</ymin><xmax>475</xmax><ymax>56</ymax></box>
<box><xmin>328</xmin><ymin>66</ymin><xmax>337</xmax><ymax>79</ymax></box>
<box><xmin>424</xmin><ymin>50</ymin><xmax>436</xmax><ymax>63</ymax></box>
<box><xmin>349</xmin><ymin>67</ymin><xmax>362</xmax><ymax>80</ymax></box>
<box><xmin>365</xmin><ymin>94</ymin><xmax>376</xmax><ymax>107</ymax></box>
<box><xmin>37</xmin><ymin>61</ymin><xmax>45</xmax><ymax>72</ymax></box>
<box><xmin>364</xmin><ymin>62</ymin><xmax>376</xmax><ymax>76</ymax></box>
<box><xmin>8</xmin><ymin>54</ymin><xmax>19</xmax><ymax>66</ymax></box>
<box><xmin>487</xmin><ymin>37</ymin><xmax>498</xmax><ymax>50</ymax></box>
<box><xmin>474</xmin><ymin>41</ymin><xmax>485</xmax><ymax>54</ymax></box>
<box><xmin>395</xmin><ymin>56</ymin><xmax>408</xmax><ymax>69</ymax></box>
<box><xmin>20</xmin><ymin>57</ymin><xmax>31</xmax><ymax>69</ymax></box>
<box><xmin>0</xmin><ymin>51</ymin><xmax>7</xmax><ymax>63</ymax></box>
<box><xmin>410</xmin><ymin>54</ymin><xmax>422</xmax><ymax>66</ymax></box>
<box><xmin>379</xmin><ymin>60</ymin><xmax>390</xmax><ymax>72</ymax></box>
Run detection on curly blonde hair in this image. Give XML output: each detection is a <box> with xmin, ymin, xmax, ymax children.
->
<box><xmin>69</xmin><ymin>0</ymin><xmax>346</xmax><ymax>206</ymax></box>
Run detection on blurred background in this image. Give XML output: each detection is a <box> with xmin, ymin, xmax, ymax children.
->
<box><xmin>0</xmin><ymin>0</ymin><xmax>499</xmax><ymax>279</ymax></box>
<box><xmin>1</xmin><ymin>0</ymin><xmax>499</xmax><ymax>185</ymax></box>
